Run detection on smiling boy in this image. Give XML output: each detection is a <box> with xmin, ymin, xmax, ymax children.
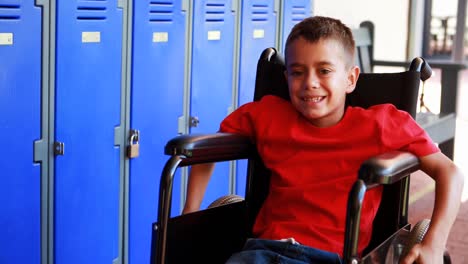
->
<box><xmin>183</xmin><ymin>16</ymin><xmax>464</xmax><ymax>263</ymax></box>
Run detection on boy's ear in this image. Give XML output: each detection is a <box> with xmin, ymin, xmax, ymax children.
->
<box><xmin>346</xmin><ymin>66</ymin><xmax>360</xmax><ymax>93</ymax></box>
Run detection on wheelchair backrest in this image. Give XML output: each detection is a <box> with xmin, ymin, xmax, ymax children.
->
<box><xmin>254</xmin><ymin>47</ymin><xmax>422</xmax><ymax>114</ymax></box>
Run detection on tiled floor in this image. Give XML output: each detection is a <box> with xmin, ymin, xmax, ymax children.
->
<box><xmin>407</xmin><ymin>68</ymin><xmax>468</xmax><ymax>263</ymax></box>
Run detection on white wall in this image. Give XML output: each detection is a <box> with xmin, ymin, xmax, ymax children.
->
<box><xmin>313</xmin><ymin>0</ymin><xmax>410</xmax><ymax>61</ymax></box>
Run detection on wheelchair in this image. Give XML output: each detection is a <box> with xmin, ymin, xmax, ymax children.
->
<box><xmin>151</xmin><ymin>48</ymin><xmax>449</xmax><ymax>264</ymax></box>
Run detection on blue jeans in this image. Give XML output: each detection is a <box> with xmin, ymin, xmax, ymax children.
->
<box><xmin>225</xmin><ymin>238</ymin><xmax>343</xmax><ymax>264</ymax></box>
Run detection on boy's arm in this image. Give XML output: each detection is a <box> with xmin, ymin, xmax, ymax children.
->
<box><xmin>182</xmin><ymin>163</ymin><xmax>215</xmax><ymax>214</ymax></box>
<box><xmin>400</xmin><ymin>152</ymin><xmax>464</xmax><ymax>264</ymax></box>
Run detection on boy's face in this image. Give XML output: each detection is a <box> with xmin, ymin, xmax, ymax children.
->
<box><xmin>285</xmin><ymin>37</ymin><xmax>360</xmax><ymax>127</ymax></box>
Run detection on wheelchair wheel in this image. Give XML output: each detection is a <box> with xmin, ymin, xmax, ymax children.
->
<box><xmin>207</xmin><ymin>195</ymin><xmax>244</xmax><ymax>209</ymax></box>
<box><xmin>401</xmin><ymin>219</ymin><xmax>430</xmax><ymax>258</ymax></box>
<box><xmin>401</xmin><ymin>218</ymin><xmax>452</xmax><ymax>263</ymax></box>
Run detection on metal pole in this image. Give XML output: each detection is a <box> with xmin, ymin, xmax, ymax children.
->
<box><xmin>452</xmin><ymin>0</ymin><xmax>467</xmax><ymax>62</ymax></box>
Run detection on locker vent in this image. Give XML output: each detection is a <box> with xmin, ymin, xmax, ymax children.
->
<box><xmin>291</xmin><ymin>5</ymin><xmax>307</xmax><ymax>22</ymax></box>
<box><xmin>0</xmin><ymin>3</ymin><xmax>20</xmax><ymax>20</ymax></box>
<box><xmin>76</xmin><ymin>0</ymin><xmax>107</xmax><ymax>21</ymax></box>
<box><xmin>251</xmin><ymin>4</ymin><xmax>268</xmax><ymax>22</ymax></box>
<box><xmin>205</xmin><ymin>2</ymin><xmax>225</xmax><ymax>23</ymax></box>
<box><xmin>149</xmin><ymin>1</ymin><xmax>174</xmax><ymax>23</ymax></box>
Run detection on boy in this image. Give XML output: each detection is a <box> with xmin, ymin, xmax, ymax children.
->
<box><xmin>183</xmin><ymin>16</ymin><xmax>464</xmax><ymax>263</ymax></box>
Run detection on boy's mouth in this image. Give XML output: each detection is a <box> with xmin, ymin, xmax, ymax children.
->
<box><xmin>303</xmin><ymin>96</ymin><xmax>325</xmax><ymax>103</ymax></box>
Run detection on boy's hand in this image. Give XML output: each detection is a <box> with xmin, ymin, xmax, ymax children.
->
<box><xmin>402</xmin><ymin>152</ymin><xmax>464</xmax><ymax>264</ymax></box>
<box><xmin>399</xmin><ymin>242</ymin><xmax>445</xmax><ymax>264</ymax></box>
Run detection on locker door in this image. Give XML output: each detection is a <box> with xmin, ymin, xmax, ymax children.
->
<box><xmin>236</xmin><ymin>0</ymin><xmax>277</xmax><ymax>197</ymax></box>
<box><xmin>280</xmin><ymin>0</ymin><xmax>312</xmax><ymax>52</ymax></box>
<box><xmin>0</xmin><ymin>1</ymin><xmax>41</xmax><ymax>263</ymax></box>
<box><xmin>54</xmin><ymin>1</ymin><xmax>122</xmax><ymax>263</ymax></box>
<box><xmin>128</xmin><ymin>1</ymin><xmax>186</xmax><ymax>263</ymax></box>
<box><xmin>190</xmin><ymin>0</ymin><xmax>236</xmax><ymax>208</ymax></box>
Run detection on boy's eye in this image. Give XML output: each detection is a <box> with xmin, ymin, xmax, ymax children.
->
<box><xmin>289</xmin><ymin>70</ymin><xmax>303</xmax><ymax>77</ymax></box>
<box><xmin>319</xmin><ymin>69</ymin><xmax>332</xmax><ymax>75</ymax></box>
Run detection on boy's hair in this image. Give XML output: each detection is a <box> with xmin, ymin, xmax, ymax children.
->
<box><xmin>284</xmin><ymin>16</ymin><xmax>356</xmax><ymax>67</ymax></box>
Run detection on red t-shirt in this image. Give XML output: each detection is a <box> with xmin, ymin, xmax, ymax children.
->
<box><xmin>220</xmin><ymin>95</ymin><xmax>439</xmax><ymax>255</ymax></box>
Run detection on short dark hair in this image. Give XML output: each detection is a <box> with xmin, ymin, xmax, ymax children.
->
<box><xmin>284</xmin><ymin>16</ymin><xmax>356</xmax><ymax>66</ymax></box>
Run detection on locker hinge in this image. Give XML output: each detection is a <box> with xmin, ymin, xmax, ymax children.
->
<box><xmin>53</xmin><ymin>141</ymin><xmax>65</xmax><ymax>156</ymax></box>
<box><xmin>117</xmin><ymin>0</ymin><xmax>125</xmax><ymax>9</ymax></box>
<box><xmin>274</xmin><ymin>0</ymin><xmax>281</xmax><ymax>14</ymax></box>
<box><xmin>114</xmin><ymin>126</ymin><xmax>123</xmax><ymax>146</ymax></box>
<box><xmin>33</xmin><ymin>139</ymin><xmax>47</xmax><ymax>163</ymax></box>
<box><xmin>182</xmin><ymin>0</ymin><xmax>189</xmax><ymax>11</ymax></box>
<box><xmin>227</xmin><ymin>106</ymin><xmax>234</xmax><ymax>115</ymax></box>
<box><xmin>178</xmin><ymin>116</ymin><xmax>186</xmax><ymax>134</ymax></box>
<box><xmin>232</xmin><ymin>0</ymin><xmax>239</xmax><ymax>12</ymax></box>
<box><xmin>35</xmin><ymin>0</ymin><xmax>46</xmax><ymax>6</ymax></box>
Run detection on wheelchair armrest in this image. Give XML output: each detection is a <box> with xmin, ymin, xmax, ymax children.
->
<box><xmin>344</xmin><ymin>151</ymin><xmax>420</xmax><ymax>262</ymax></box>
<box><xmin>358</xmin><ymin>151</ymin><xmax>420</xmax><ymax>186</ymax></box>
<box><xmin>164</xmin><ymin>133</ymin><xmax>254</xmax><ymax>165</ymax></box>
<box><xmin>156</xmin><ymin>133</ymin><xmax>253</xmax><ymax>263</ymax></box>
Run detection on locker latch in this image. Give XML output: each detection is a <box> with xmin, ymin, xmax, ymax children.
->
<box><xmin>54</xmin><ymin>141</ymin><xmax>65</xmax><ymax>156</ymax></box>
<box><xmin>189</xmin><ymin>116</ymin><xmax>200</xmax><ymax>128</ymax></box>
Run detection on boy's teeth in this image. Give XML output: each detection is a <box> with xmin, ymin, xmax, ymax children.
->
<box><xmin>305</xmin><ymin>97</ymin><xmax>322</xmax><ymax>102</ymax></box>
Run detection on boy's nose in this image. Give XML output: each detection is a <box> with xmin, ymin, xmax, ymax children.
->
<box><xmin>305</xmin><ymin>73</ymin><xmax>320</xmax><ymax>89</ymax></box>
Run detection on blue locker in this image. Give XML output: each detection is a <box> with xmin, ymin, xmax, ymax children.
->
<box><xmin>54</xmin><ymin>1</ymin><xmax>122</xmax><ymax>263</ymax></box>
<box><xmin>236</xmin><ymin>0</ymin><xmax>277</xmax><ymax>196</ymax></box>
<box><xmin>190</xmin><ymin>0</ymin><xmax>236</xmax><ymax>208</ymax></box>
<box><xmin>280</xmin><ymin>0</ymin><xmax>312</xmax><ymax>52</ymax></box>
<box><xmin>129</xmin><ymin>1</ymin><xmax>186</xmax><ymax>263</ymax></box>
<box><xmin>238</xmin><ymin>0</ymin><xmax>277</xmax><ymax>107</ymax></box>
<box><xmin>0</xmin><ymin>1</ymin><xmax>41</xmax><ymax>263</ymax></box>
